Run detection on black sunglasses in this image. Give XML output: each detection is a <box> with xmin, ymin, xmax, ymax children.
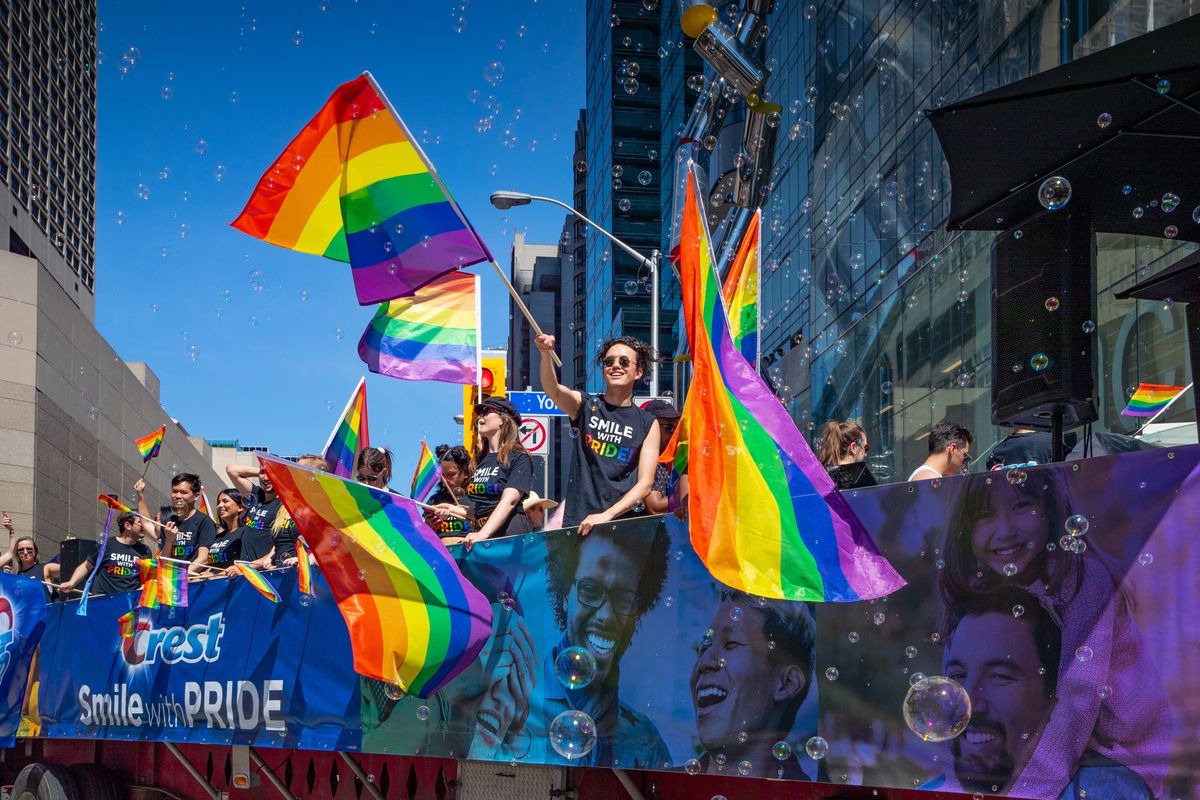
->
<box><xmin>356</xmin><ymin>472</ymin><xmax>384</xmax><ymax>485</ymax></box>
<box><xmin>575</xmin><ymin>578</ymin><xmax>638</xmax><ymax>617</ymax></box>
<box><xmin>603</xmin><ymin>355</ymin><xmax>634</xmax><ymax>369</ymax></box>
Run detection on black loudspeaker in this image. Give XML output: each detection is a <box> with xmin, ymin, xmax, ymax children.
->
<box><xmin>59</xmin><ymin>538</ymin><xmax>99</xmax><ymax>582</ymax></box>
<box><xmin>990</xmin><ymin>211</ymin><xmax>1098</xmax><ymax>429</ymax></box>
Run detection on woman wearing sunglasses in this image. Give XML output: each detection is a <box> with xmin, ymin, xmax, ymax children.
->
<box><xmin>436</xmin><ymin>396</ymin><xmax>534</xmax><ymax>547</ymax></box>
<box><xmin>534</xmin><ymin>334</ymin><xmax>661</xmax><ymax>535</ymax></box>
<box><xmin>1</xmin><ymin>512</ymin><xmax>57</xmax><ymax>596</ymax></box>
<box><xmin>816</xmin><ymin>419</ymin><xmax>878</xmax><ymax>489</ymax></box>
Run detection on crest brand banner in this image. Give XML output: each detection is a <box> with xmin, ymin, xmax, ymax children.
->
<box><xmin>26</xmin><ymin>446</ymin><xmax>1200</xmax><ymax>800</ymax></box>
<box><xmin>0</xmin><ymin>572</ymin><xmax>46</xmax><ymax>747</ymax></box>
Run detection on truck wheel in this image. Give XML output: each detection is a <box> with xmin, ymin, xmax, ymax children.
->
<box><xmin>67</xmin><ymin>765</ymin><xmax>120</xmax><ymax>800</ymax></box>
<box><xmin>12</xmin><ymin>763</ymin><xmax>50</xmax><ymax>798</ymax></box>
<box><xmin>34</xmin><ymin>764</ymin><xmax>78</xmax><ymax>800</ymax></box>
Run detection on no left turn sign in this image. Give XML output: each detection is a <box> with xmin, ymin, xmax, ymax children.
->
<box><xmin>519</xmin><ymin>416</ymin><xmax>549</xmax><ymax>455</ymax></box>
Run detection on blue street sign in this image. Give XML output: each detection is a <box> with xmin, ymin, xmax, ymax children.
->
<box><xmin>507</xmin><ymin>391</ymin><xmax>567</xmax><ymax>416</ymax></box>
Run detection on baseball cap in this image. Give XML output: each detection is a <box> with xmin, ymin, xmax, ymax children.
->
<box><xmin>474</xmin><ymin>396</ymin><xmax>522</xmax><ymax>424</ymax></box>
<box><xmin>522</xmin><ymin>491</ymin><xmax>559</xmax><ymax>512</ymax></box>
<box><xmin>642</xmin><ymin>398</ymin><xmax>680</xmax><ymax>420</ymax></box>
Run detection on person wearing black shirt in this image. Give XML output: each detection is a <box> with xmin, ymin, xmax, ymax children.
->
<box><xmin>536</xmin><ymin>334</ymin><xmax>661</xmax><ymax>534</ymax></box>
<box><xmin>265</xmin><ymin>453</ymin><xmax>330</xmax><ymax>568</ymax></box>
<box><xmin>642</xmin><ymin>400</ymin><xmax>682</xmax><ymax>514</ymax></box>
<box><xmin>0</xmin><ymin>524</ymin><xmax>57</xmax><ymax>600</ymax></box>
<box><xmin>816</xmin><ymin>419</ymin><xmax>878</xmax><ymax>490</ymax></box>
<box><xmin>227</xmin><ymin>463</ymin><xmax>282</xmax><ymax>541</ymax></box>
<box><xmin>60</xmin><ymin>513</ymin><xmax>155</xmax><ymax>596</ymax></box>
<box><xmin>434</xmin><ymin>397</ymin><xmax>534</xmax><ymax>546</ymax></box>
<box><xmin>986</xmin><ymin>428</ymin><xmax>1078</xmax><ymax>471</ymax></box>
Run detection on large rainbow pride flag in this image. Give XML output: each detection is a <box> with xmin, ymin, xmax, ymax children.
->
<box><xmin>322</xmin><ymin>377</ymin><xmax>369</xmax><ymax>479</ymax></box>
<box><xmin>721</xmin><ymin>209</ymin><xmax>761</xmax><ymax>364</ymax></box>
<box><xmin>231</xmin><ymin>73</ymin><xmax>491</xmax><ymax>304</ymax></box>
<box><xmin>669</xmin><ymin>165</ymin><xmax>904</xmax><ymax>602</ymax></box>
<box><xmin>261</xmin><ymin>455</ymin><xmax>491</xmax><ymax>698</ymax></box>
<box><xmin>358</xmin><ymin>271</ymin><xmax>480</xmax><ymax>385</ymax></box>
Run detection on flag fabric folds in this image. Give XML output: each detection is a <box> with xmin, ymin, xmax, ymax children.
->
<box><xmin>230</xmin><ymin>72</ymin><xmax>492</xmax><ymax>305</ymax></box>
<box><xmin>672</xmin><ymin>164</ymin><xmax>905</xmax><ymax>602</ymax></box>
<box><xmin>98</xmin><ymin>494</ymin><xmax>134</xmax><ymax>515</ymax></box>
<box><xmin>1122</xmin><ymin>383</ymin><xmax>1187</xmax><ymax>417</ymax></box>
<box><xmin>118</xmin><ymin>610</ymin><xmax>137</xmax><ymax>638</ymax></box>
<box><xmin>409</xmin><ymin>441</ymin><xmax>443</xmax><ymax>502</ymax></box>
<box><xmin>234</xmin><ymin>562</ymin><xmax>282</xmax><ymax>603</ymax></box>
<box><xmin>197</xmin><ymin>489</ymin><xmax>216</xmax><ymax>522</ymax></box>
<box><xmin>358</xmin><ymin>272</ymin><xmax>481</xmax><ymax>385</ymax></box>
<box><xmin>135</xmin><ymin>425</ymin><xmax>166</xmax><ymax>463</ymax></box>
<box><xmin>721</xmin><ymin>210</ymin><xmax>761</xmax><ymax>365</ymax></box>
<box><xmin>261</xmin><ymin>455</ymin><xmax>492</xmax><ymax>698</ymax></box>
<box><xmin>156</xmin><ymin>559</ymin><xmax>188</xmax><ymax>607</ymax></box>
<box><xmin>137</xmin><ymin>578</ymin><xmax>159</xmax><ymax>609</ymax></box>
<box><xmin>322</xmin><ymin>377</ymin><xmax>370</xmax><ymax>479</ymax></box>
<box><xmin>296</xmin><ymin>538</ymin><xmax>315</xmax><ymax>598</ymax></box>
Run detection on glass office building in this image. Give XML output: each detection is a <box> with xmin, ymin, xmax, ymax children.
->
<box><xmin>748</xmin><ymin>0</ymin><xmax>1197</xmax><ymax>481</ymax></box>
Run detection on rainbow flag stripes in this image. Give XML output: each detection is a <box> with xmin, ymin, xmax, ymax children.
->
<box><xmin>136</xmin><ymin>425</ymin><xmax>166</xmax><ymax>463</ymax></box>
<box><xmin>261</xmin><ymin>455</ymin><xmax>492</xmax><ymax>698</ymax></box>
<box><xmin>671</xmin><ymin>165</ymin><xmax>905</xmax><ymax>602</ymax></box>
<box><xmin>721</xmin><ymin>209</ymin><xmax>761</xmax><ymax>365</ymax></box>
<box><xmin>1122</xmin><ymin>383</ymin><xmax>1187</xmax><ymax>417</ymax></box>
<box><xmin>359</xmin><ymin>272</ymin><xmax>481</xmax><ymax>385</ymax></box>
<box><xmin>157</xmin><ymin>559</ymin><xmax>188</xmax><ymax>607</ymax></box>
<box><xmin>234</xmin><ymin>562</ymin><xmax>282</xmax><ymax>603</ymax></box>
<box><xmin>323</xmin><ymin>378</ymin><xmax>370</xmax><ymax>479</ymax></box>
<box><xmin>409</xmin><ymin>441</ymin><xmax>443</xmax><ymax>502</ymax></box>
<box><xmin>296</xmin><ymin>538</ymin><xmax>315</xmax><ymax>597</ymax></box>
<box><xmin>119</xmin><ymin>609</ymin><xmax>137</xmax><ymax>638</ymax></box>
<box><xmin>231</xmin><ymin>73</ymin><xmax>491</xmax><ymax>305</ymax></box>
<box><xmin>98</xmin><ymin>494</ymin><xmax>134</xmax><ymax>515</ymax></box>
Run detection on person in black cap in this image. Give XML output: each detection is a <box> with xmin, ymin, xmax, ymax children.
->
<box><xmin>435</xmin><ymin>396</ymin><xmax>534</xmax><ymax>547</ymax></box>
<box><xmin>642</xmin><ymin>399</ymin><xmax>681</xmax><ymax>514</ymax></box>
<box><xmin>535</xmin><ymin>334</ymin><xmax>661</xmax><ymax>534</ymax></box>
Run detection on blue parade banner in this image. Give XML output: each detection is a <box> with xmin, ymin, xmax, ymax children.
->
<box><xmin>36</xmin><ymin>569</ymin><xmax>361</xmax><ymax>751</ymax></box>
<box><xmin>0</xmin><ymin>571</ymin><xmax>46</xmax><ymax>747</ymax></box>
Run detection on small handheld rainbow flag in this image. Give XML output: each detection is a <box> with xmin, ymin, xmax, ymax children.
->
<box><xmin>261</xmin><ymin>455</ymin><xmax>492</xmax><ymax>698</ymax></box>
<box><xmin>322</xmin><ymin>378</ymin><xmax>370</xmax><ymax>479</ymax></box>
<box><xmin>137</xmin><ymin>578</ymin><xmax>159</xmax><ymax>609</ymax></box>
<box><xmin>234</xmin><ymin>561</ymin><xmax>282</xmax><ymax>603</ymax></box>
<box><xmin>231</xmin><ymin>73</ymin><xmax>492</xmax><ymax>305</ymax></box>
<box><xmin>296</xmin><ymin>538</ymin><xmax>315</xmax><ymax>598</ymax></box>
<box><xmin>359</xmin><ymin>272</ymin><xmax>481</xmax><ymax>385</ymax></box>
<box><xmin>135</xmin><ymin>425</ymin><xmax>166</xmax><ymax>464</ymax></box>
<box><xmin>721</xmin><ymin>209</ymin><xmax>761</xmax><ymax>365</ymax></box>
<box><xmin>409</xmin><ymin>441</ymin><xmax>443</xmax><ymax>503</ymax></box>
<box><xmin>118</xmin><ymin>609</ymin><xmax>137</xmax><ymax>638</ymax></box>
<box><xmin>98</xmin><ymin>494</ymin><xmax>134</xmax><ymax>515</ymax></box>
<box><xmin>1122</xmin><ymin>383</ymin><xmax>1187</xmax><ymax>417</ymax></box>
<box><xmin>197</xmin><ymin>488</ymin><xmax>216</xmax><ymax>522</ymax></box>
<box><xmin>156</xmin><ymin>559</ymin><xmax>188</xmax><ymax>607</ymax></box>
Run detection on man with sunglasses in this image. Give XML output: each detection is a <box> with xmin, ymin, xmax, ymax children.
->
<box><xmin>535</xmin><ymin>334</ymin><xmax>661</xmax><ymax>535</ymax></box>
<box><xmin>909</xmin><ymin>420</ymin><xmax>974</xmax><ymax>481</ymax></box>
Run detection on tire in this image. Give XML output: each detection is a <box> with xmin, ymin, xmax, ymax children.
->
<box><xmin>12</xmin><ymin>763</ymin><xmax>50</xmax><ymax>798</ymax></box>
<box><xmin>67</xmin><ymin>765</ymin><xmax>120</xmax><ymax>800</ymax></box>
<box><xmin>35</xmin><ymin>763</ymin><xmax>78</xmax><ymax>800</ymax></box>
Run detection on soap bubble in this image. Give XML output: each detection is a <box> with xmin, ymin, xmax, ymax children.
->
<box><xmin>1038</xmin><ymin>176</ymin><xmax>1071</xmax><ymax>211</ymax></box>
<box><xmin>637</xmin><ymin>169</ymin><xmax>652</xmax><ymax>186</ymax></box>
<box><xmin>1138</xmin><ymin>552</ymin><xmax>1153</xmax><ymax>566</ymax></box>
<box><xmin>623</xmin><ymin>78</ymin><xmax>639</xmax><ymax>95</ymax></box>
<box><xmin>848</xmin><ymin>631</ymin><xmax>860</xmax><ymax>643</ymax></box>
<box><xmin>873</xmin><ymin>612</ymin><xmax>886</xmax><ymax>626</ymax></box>
<box><xmin>7</xmin><ymin>330</ymin><xmax>23</xmax><ymax>347</ymax></box>
<box><xmin>248</xmin><ymin>269</ymin><xmax>267</xmax><ymax>292</ymax></box>
<box><xmin>113</xmin><ymin>210</ymin><xmax>126</xmax><ymax>225</ymax></box>
<box><xmin>298</xmin><ymin>593</ymin><xmax>312</xmax><ymax>607</ymax></box>
<box><xmin>684</xmin><ymin>758</ymin><xmax>701</xmax><ymax>774</ymax></box>
<box><xmin>384</xmin><ymin>681</ymin><xmax>406</xmax><ymax>701</ymax></box>
<box><xmin>1030</xmin><ymin>353</ymin><xmax>1050</xmax><ymax>372</ymax></box>
<box><xmin>903</xmin><ymin>676</ymin><xmax>972</xmax><ymax>742</ymax></box>
<box><xmin>194</xmin><ymin>138</ymin><xmax>209</xmax><ymax>155</ymax></box>
<box><xmin>623</xmin><ymin>279</ymin><xmax>638</xmax><ymax>294</ymax></box>
<box><xmin>1064</xmin><ymin>514</ymin><xmax>1089</xmax><ymax>537</ymax></box>
<box><xmin>548</xmin><ymin>710</ymin><xmax>596</xmax><ymax>760</ymax></box>
<box><xmin>1003</xmin><ymin>562</ymin><xmax>1018</xmax><ymax>577</ymax></box>
<box><xmin>1132</xmin><ymin>206</ymin><xmax>1145</xmax><ymax>219</ymax></box>
<box><xmin>1082</xmin><ymin>320</ymin><xmax>1096</xmax><ymax>333</ymax></box>
<box><xmin>905</xmin><ymin>645</ymin><xmax>918</xmax><ymax>659</ymax></box>
<box><xmin>1156</xmin><ymin>79</ymin><xmax>1170</xmax><ymax>94</ymax></box>
<box><xmin>416</xmin><ymin>705</ymin><xmax>430</xmax><ymax>721</ymax></box>
<box><xmin>1162</xmin><ymin>192</ymin><xmax>1180</xmax><ymax>213</ymax></box>
<box><xmin>1012</xmin><ymin>604</ymin><xmax>1025</xmax><ymax>618</ymax></box>
<box><xmin>618</xmin><ymin>198</ymin><xmax>632</xmax><ymax>212</ymax></box>
<box><xmin>825</xmin><ymin>667</ymin><xmax>839</xmax><ymax>681</ymax></box>
<box><xmin>484</xmin><ymin>60</ymin><xmax>505</xmax><ymax>86</ymax></box>
<box><xmin>805</xmin><ymin>736</ymin><xmax>829</xmax><ymax>759</ymax></box>
<box><xmin>1075</xmin><ymin>645</ymin><xmax>1093</xmax><ymax>662</ymax></box>
<box><xmin>729</xmin><ymin>606</ymin><xmax>743</xmax><ymax>621</ymax></box>
<box><xmin>555</xmin><ymin>646</ymin><xmax>597</xmax><ymax>690</ymax></box>
<box><xmin>1165</xmin><ymin>225</ymin><xmax>1179</xmax><ymax>238</ymax></box>
<box><xmin>1193</xmin><ymin>206</ymin><xmax>1200</xmax><ymax>224</ymax></box>
<box><xmin>772</xmin><ymin>740</ymin><xmax>792</xmax><ymax>760</ymax></box>
<box><xmin>334</xmin><ymin>327</ymin><xmax>345</xmax><ymax>341</ymax></box>
<box><xmin>737</xmin><ymin>760</ymin><xmax>752</xmax><ymax>776</ymax></box>
<box><xmin>1096</xmin><ymin>112</ymin><xmax>1112</xmax><ymax>128</ymax></box>
<box><xmin>1044</xmin><ymin>296</ymin><xmax>1060</xmax><ymax>312</ymax></box>
<box><xmin>292</xmin><ymin>29</ymin><xmax>304</xmax><ymax>45</ymax></box>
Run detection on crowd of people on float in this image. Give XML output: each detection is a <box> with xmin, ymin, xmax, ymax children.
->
<box><xmin>3</xmin><ymin>333</ymin><xmax>983</xmax><ymax>601</ymax></box>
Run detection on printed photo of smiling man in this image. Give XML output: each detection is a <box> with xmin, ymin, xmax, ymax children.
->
<box><xmin>527</xmin><ymin>522</ymin><xmax>672</xmax><ymax>767</ymax></box>
<box><xmin>689</xmin><ymin>590</ymin><xmax>818</xmax><ymax>779</ymax></box>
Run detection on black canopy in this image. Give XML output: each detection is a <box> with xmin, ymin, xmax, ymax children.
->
<box><xmin>929</xmin><ymin>14</ymin><xmax>1200</xmax><ymax>242</ymax></box>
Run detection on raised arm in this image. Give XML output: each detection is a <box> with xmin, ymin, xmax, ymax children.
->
<box><xmin>226</xmin><ymin>463</ymin><xmax>260</xmax><ymax>495</ymax></box>
<box><xmin>535</xmin><ymin>334</ymin><xmax>581</xmax><ymax>419</ymax></box>
<box><xmin>134</xmin><ymin>478</ymin><xmax>152</xmax><ymax>521</ymax></box>
<box><xmin>0</xmin><ymin>517</ymin><xmax>15</xmax><ymax>570</ymax></box>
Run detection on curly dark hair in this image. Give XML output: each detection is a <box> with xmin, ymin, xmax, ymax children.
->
<box><xmin>435</xmin><ymin>444</ymin><xmax>471</xmax><ymax>472</ymax></box>
<box><xmin>546</xmin><ymin>520</ymin><xmax>671</xmax><ymax>633</ymax></box>
<box><xmin>595</xmin><ymin>335</ymin><xmax>657</xmax><ymax>373</ymax></box>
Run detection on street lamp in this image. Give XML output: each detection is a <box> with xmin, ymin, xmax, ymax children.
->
<box><xmin>489</xmin><ymin>190</ymin><xmax>663</xmax><ymax>396</ymax></box>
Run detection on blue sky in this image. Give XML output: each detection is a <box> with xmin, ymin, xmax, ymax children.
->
<box><xmin>95</xmin><ymin>0</ymin><xmax>584</xmax><ymax>480</ymax></box>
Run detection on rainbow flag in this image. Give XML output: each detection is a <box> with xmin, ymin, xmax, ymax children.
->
<box><xmin>231</xmin><ymin>72</ymin><xmax>492</xmax><ymax>305</ymax></box>
<box><xmin>137</xmin><ymin>578</ymin><xmax>159</xmax><ymax>609</ymax></box>
<box><xmin>261</xmin><ymin>454</ymin><xmax>491</xmax><ymax>698</ymax></box>
<box><xmin>670</xmin><ymin>165</ymin><xmax>904</xmax><ymax>602</ymax></box>
<box><xmin>157</xmin><ymin>559</ymin><xmax>188</xmax><ymax>607</ymax></box>
<box><xmin>359</xmin><ymin>272</ymin><xmax>481</xmax><ymax>385</ymax></box>
<box><xmin>98</xmin><ymin>494</ymin><xmax>134</xmax><ymax>515</ymax></box>
<box><xmin>296</xmin><ymin>538</ymin><xmax>314</xmax><ymax>597</ymax></box>
<box><xmin>721</xmin><ymin>210</ymin><xmax>761</xmax><ymax>364</ymax></box>
<box><xmin>135</xmin><ymin>425</ymin><xmax>166</xmax><ymax>463</ymax></box>
<box><xmin>118</xmin><ymin>609</ymin><xmax>137</xmax><ymax>638</ymax></box>
<box><xmin>1122</xmin><ymin>382</ymin><xmax>1187</xmax><ymax>417</ymax></box>
<box><xmin>197</xmin><ymin>488</ymin><xmax>216</xmax><ymax>522</ymax></box>
<box><xmin>322</xmin><ymin>378</ymin><xmax>370</xmax><ymax>479</ymax></box>
<box><xmin>409</xmin><ymin>441</ymin><xmax>443</xmax><ymax>502</ymax></box>
<box><xmin>234</xmin><ymin>562</ymin><xmax>282</xmax><ymax>603</ymax></box>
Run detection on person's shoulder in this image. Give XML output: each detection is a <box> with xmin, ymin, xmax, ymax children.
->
<box><xmin>135</xmin><ymin>542</ymin><xmax>154</xmax><ymax>557</ymax></box>
<box><xmin>1062</xmin><ymin>751</ymin><xmax>1152</xmax><ymax>800</ymax></box>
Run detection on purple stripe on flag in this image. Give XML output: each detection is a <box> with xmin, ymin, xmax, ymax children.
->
<box><xmin>350</xmin><ymin>229</ymin><xmax>489</xmax><ymax>305</ymax></box>
<box><xmin>366</xmin><ymin>355</ymin><xmax>477</xmax><ymax>384</ymax></box>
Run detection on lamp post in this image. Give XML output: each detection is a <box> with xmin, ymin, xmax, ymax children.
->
<box><xmin>490</xmin><ymin>191</ymin><xmax>662</xmax><ymax>397</ymax></box>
